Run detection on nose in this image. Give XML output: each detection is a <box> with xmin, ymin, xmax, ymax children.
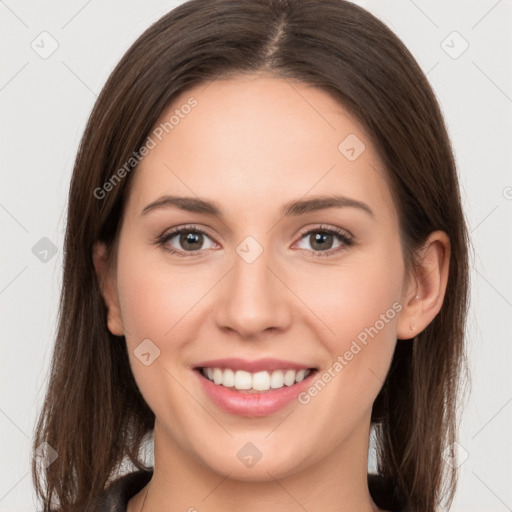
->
<box><xmin>214</xmin><ymin>244</ymin><xmax>292</xmax><ymax>339</ymax></box>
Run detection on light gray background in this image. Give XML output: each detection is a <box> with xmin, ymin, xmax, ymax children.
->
<box><xmin>1</xmin><ymin>1</ymin><xmax>511</xmax><ymax>510</ymax></box>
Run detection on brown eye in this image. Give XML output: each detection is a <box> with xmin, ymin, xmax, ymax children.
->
<box><xmin>178</xmin><ymin>231</ymin><xmax>205</xmax><ymax>251</ymax></box>
<box><xmin>156</xmin><ymin>226</ymin><xmax>217</xmax><ymax>256</ymax></box>
<box><xmin>308</xmin><ymin>232</ymin><xmax>335</xmax><ymax>251</ymax></box>
<box><xmin>295</xmin><ymin>226</ymin><xmax>354</xmax><ymax>257</ymax></box>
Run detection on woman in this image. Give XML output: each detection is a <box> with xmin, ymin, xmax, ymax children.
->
<box><xmin>31</xmin><ymin>1</ymin><xmax>470</xmax><ymax>511</ymax></box>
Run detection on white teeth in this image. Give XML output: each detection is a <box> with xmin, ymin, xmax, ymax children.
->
<box><xmin>213</xmin><ymin>368</ymin><xmax>223</xmax><ymax>385</ymax></box>
<box><xmin>296</xmin><ymin>369</ymin><xmax>307</xmax><ymax>382</ymax></box>
<box><xmin>270</xmin><ymin>370</ymin><xmax>284</xmax><ymax>389</ymax></box>
<box><xmin>252</xmin><ymin>371</ymin><xmax>270</xmax><ymax>391</ymax></box>
<box><xmin>201</xmin><ymin>367</ymin><xmax>312</xmax><ymax>391</ymax></box>
<box><xmin>283</xmin><ymin>369</ymin><xmax>296</xmax><ymax>386</ymax></box>
<box><xmin>234</xmin><ymin>370</ymin><xmax>252</xmax><ymax>390</ymax></box>
<box><xmin>223</xmin><ymin>368</ymin><xmax>235</xmax><ymax>387</ymax></box>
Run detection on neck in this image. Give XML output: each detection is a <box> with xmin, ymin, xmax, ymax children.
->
<box><xmin>130</xmin><ymin>418</ymin><xmax>383</xmax><ymax>512</ymax></box>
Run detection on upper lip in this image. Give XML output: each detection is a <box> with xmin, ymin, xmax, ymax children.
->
<box><xmin>194</xmin><ymin>358</ymin><xmax>316</xmax><ymax>373</ymax></box>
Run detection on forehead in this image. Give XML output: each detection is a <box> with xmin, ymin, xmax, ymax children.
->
<box><xmin>126</xmin><ymin>74</ymin><xmax>396</xmax><ymax>223</ymax></box>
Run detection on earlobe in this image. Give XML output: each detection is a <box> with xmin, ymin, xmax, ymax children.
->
<box><xmin>396</xmin><ymin>231</ymin><xmax>451</xmax><ymax>340</ymax></box>
<box><xmin>92</xmin><ymin>241</ymin><xmax>125</xmax><ymax>336</ymax></box>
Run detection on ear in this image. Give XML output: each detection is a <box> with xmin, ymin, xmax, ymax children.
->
<box><xmin>92</xmin><ymin>241</ymin><xmax>125</xmax><ymax>336</ymax></box>
<box><xmin>396</xmin><ymin>231</ymin><xmax>451</xmax><ymax>340</ymax></box>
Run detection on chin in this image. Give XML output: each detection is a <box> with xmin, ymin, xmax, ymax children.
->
<box><xmin>199</xmin><ymin>449</ymin><xmax>305</xmax><ymax>482</ymax></box>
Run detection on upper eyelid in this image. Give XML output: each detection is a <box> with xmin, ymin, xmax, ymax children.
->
<box><xmin>162</xmin><ymin>224</ymin><xmax>216</xmax><ymax>241</ymax></box>
<box><xmin>297</xmin><ymin>224</ymin><xmax>353</xmax><ymax>239</ymax></box>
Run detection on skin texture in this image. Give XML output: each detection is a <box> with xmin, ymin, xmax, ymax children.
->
<box><xmin>93</xmin><ymin>73</ymin><xmax>450</xmax><ymax>512</ymax></box>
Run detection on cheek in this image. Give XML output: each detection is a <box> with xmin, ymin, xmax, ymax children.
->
<box><xmin>291</xmin><ymin>256</ymin><xmax>403</xmax><ymax>432</ymax></box>
<box><xmin>118</xmin><ymin>267</ymin><xmax>174</xmax><ymax>342</ymax></box>
<box><xmin>302</xmin><ymin>245</ymin><xmax>402</xmax><ymax>333</ymax></box>
<box><xmin>293</xmin><ymin>238</ymin><xmax>404</xmax><ymax>387</ymax></box>
<box><xmin>114</xmin><ymin>239</ymin><xmax>219</xmax><ymax>399</ymax></box>
<box><xmin>116</xmin><ymin>236</ymin><xmax>203</xmax><ymax>344</ymax></box>
<box><xmin>114</xmin><ymin>248</ymin><xmax>202</xmax><ymax>420</ymax></box>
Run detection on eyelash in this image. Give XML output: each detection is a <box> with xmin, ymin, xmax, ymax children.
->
<box><xmin>154</xmin><ymin>224</ymin><xmax>355</xmax><ymax>258</ymax></box>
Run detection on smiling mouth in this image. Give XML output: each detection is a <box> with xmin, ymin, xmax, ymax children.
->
<box><xmin>195</xmin><ymin>367</ymin><xmax>318</xmax><ymax>393</ymax></box>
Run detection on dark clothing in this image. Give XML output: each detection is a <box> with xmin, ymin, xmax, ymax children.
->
<box><xmin>89</xmin><ymin>470</ymin><xmax>409</xmax><ymax>511</ymax></box>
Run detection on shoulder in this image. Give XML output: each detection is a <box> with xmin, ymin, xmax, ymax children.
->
<box><xmin>368</xmin><ymin>473</ymin><xmax>411</xmax><ymax>512</ymax></box>
<box><xmin>87</xmin><ymin>470</ymin><xmax>153</xmax><ymax>512</ymax></box>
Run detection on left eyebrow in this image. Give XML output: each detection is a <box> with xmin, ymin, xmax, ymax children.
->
<box><xmin>140</xmin><ymin>194</ymin><xmax>375</xmax><ymax>219</ymax></box>
<box><xmin>280</xmin><ymin>194</ymin><xmax>375</xmax><ymax>219</ymax></box>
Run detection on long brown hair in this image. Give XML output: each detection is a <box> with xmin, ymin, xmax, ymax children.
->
<box><xmin>32</xmin><ymin>1</ymin><xmax>470</xmax><ymax>510</ymax></box>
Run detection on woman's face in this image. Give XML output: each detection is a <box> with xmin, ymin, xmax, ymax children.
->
<box><xmin>103</xmin><ymin>74</ymin><xmax>411</xmax><ymax>480</ymax></box>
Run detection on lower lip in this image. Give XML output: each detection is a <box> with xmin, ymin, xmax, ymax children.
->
<box><xmin>194</xmin><ymin>369</ymin><xmax>317</xmax><ymax>417</ymax></box>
